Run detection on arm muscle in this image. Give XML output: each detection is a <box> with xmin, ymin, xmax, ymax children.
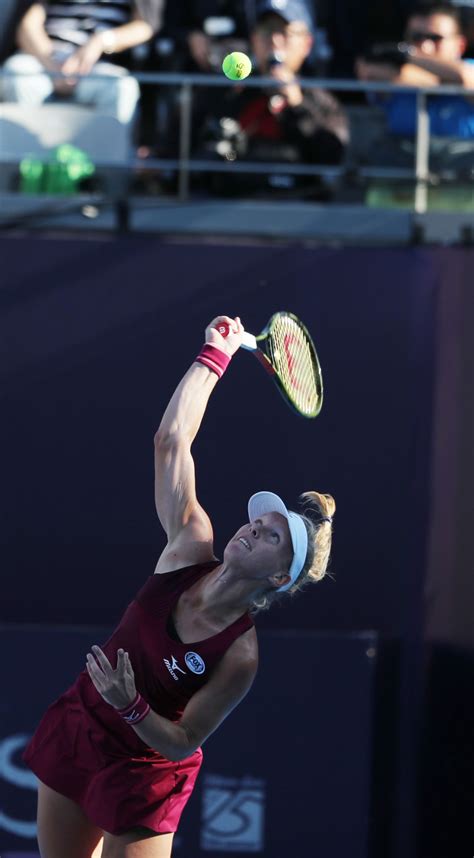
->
<box><xmin>153</xmin><ymin>433</ymin><xmax>214</xmax><ymax>573</ymax></box>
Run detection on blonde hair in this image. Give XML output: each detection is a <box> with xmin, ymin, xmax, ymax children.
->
<box><xmin>251</xmin><ymin>491</ymin><xmax>336</xmax><ymax>613</ymax></box>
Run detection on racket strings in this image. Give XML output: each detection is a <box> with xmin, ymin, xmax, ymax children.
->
<box><xmin>270</xmin><ymin>317</ymin><xmax>320</xmax><ymax>416</ymax></box>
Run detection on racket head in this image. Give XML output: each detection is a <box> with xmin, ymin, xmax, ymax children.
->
<box><xmin>258</xmin><ymin>312</ymin><xmax>324</xmax><ymax>418</ymax></box>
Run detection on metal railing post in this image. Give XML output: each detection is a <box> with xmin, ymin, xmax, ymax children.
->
<box><xmin>414</xmin><ymin>90</ymin><xmax>430</xmax><ymax>214</ymax></box>
<box><xmin>178</xmin><ymin>82</ymin><xmax>192</xmax><ymax>201</ymax></box>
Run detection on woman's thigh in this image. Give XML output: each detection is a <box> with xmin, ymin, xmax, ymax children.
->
<box><xmin>101</xmin><ymin>827</ymin><xmax>174</xmax><ymax>858</ymax></box>
<box><xmin>37</xmin><ymin>779</ymin><xmax>104</xmax><ymax>858</ymax></box>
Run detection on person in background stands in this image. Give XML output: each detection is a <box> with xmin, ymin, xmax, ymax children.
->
<box><xmin>356</xmin><ymin>3</ymin><xmax>474</xmax><ymax>209</ymax></box>
<box><xmin>190</xmin><ymin>0</ymin><xmax>349</xmax><ymax>199</ymax></box>
<box><xmin>2</xmin><ymin>0</ymin><xmax>163</xmax><ymax>124</ymax></box>
<box><xmin>356</xmin><ymin>2</ymin><xmax>474</xmax><ymax>138</ymax></box>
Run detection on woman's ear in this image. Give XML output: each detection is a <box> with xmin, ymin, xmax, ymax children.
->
<box><xmin>268</xmin><ymin>570</ymin><xmax>291</xmax><ymax>590</ymax></box>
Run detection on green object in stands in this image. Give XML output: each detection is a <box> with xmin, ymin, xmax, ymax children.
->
<box><xmin>19</xmin><ymin>144</ymin><xmax>95</xmax><ymax>195</ymax></box>
<box><xmin>19</xmin><ymin>158</ymin><xmax>44</xmax><ymax>194</ymax></box>
<box><xmin>366</xmin><ymin>182</ymin><xmax>474</xmax><ymax>212</ymax></box>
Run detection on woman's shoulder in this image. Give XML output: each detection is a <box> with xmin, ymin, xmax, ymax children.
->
<box><xmin>152</xmin><ymin>558</ymin><xmax>220</xmax><ymax>577</ymax></box>
<box><xmin>153</xmin><ymin>543</ymin><xmax>217</xmax><ymax>575</ymax></box>
<box><xmin>134</xmin><ymin>560</ymin><xmax>219</xmax><ymax>608</ymax></box>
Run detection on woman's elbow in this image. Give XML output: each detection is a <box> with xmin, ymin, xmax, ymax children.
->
<box><xmin>154</xmin><ymin>426</ymin><xmax>182</xmax><ymax>449</ymax></box>
<box><xmin>159</xmin><ymin>730</ymin><xmax>199</xmax><ymax>762</ymax></box>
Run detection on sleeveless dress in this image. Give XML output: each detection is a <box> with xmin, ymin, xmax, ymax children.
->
<box><xmin>23</xmin><ymin>562</ymin><xmax>255</xmax><ymax>835</ymax></box>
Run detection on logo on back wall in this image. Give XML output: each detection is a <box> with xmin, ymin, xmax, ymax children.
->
<box><xmin>185</xmin><ymin>651</ymin><xmax>205</xmax><ymax>674</ymax></box>
<box><xmin>200</xmin><ymin>773</ymin><xmax>266</xmax><ymax>852</ymax></box>
<box><xmin>0</xmin><ymin>734</ymin><xmax>38</xmax><ymax>840</ymax></box>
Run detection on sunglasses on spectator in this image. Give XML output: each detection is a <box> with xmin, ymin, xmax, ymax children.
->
<box><xmin>406</xmin><ymin>30</ymin><xmax>455</xmax><ymax>44</ymax></box>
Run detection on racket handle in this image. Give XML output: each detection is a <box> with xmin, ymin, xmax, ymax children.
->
<box><xmin>241</xmin><ymin>332</ymin><xmax>257</xmax><ymax>351</ymax></box>
<box><xmin>216</xmin><ymin>323</ymin><xmax>256</xmax><ymax>351</ymax></box>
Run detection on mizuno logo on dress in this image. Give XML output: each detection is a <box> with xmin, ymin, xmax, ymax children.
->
<box><xmin>164</xmin><ymin>655</ymin><xmax>187</xmax><ymax>681</ymax></box>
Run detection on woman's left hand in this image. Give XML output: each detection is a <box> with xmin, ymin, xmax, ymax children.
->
<box><xmin>86</xmin><ymin>645</ymin><xmax>137</xmax><ymax>710</ymax></box>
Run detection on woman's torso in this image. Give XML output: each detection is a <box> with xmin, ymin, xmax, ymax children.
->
<box><xmin>62</xmin><ymin>561</ymin><xmax>256</xmax><ymax>759</ymax></box>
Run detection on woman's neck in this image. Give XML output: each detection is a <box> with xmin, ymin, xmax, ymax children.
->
<box><xmin>196</xmin><ymin>563</ymin><xmax>261</xmax><ymax>622</ymax></box>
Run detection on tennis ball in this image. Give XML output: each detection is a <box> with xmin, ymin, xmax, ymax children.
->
<box><xmin>222</xmin><ymin>52</ymin><xmax>252</xmax><ymax>81</ymax></box>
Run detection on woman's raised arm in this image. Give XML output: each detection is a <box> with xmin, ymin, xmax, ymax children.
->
<box><xmin>153</xmin><ymin>315</ymin><xmax>243</xmax><ymax>573</ymax></box>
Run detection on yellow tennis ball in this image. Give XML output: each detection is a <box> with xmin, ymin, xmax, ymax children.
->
<box><xmin>222</xmin><ymin>51</ymin><xmax>252</xmax><ymax>81</ymax></box>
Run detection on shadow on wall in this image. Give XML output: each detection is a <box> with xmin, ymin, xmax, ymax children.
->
<box><xmin>418</xmin><ymin>644</ymin><xmax>474</xmax><ymax>858</ymax></box>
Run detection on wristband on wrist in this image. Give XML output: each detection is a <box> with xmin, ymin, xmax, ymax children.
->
<box><xmin>116</xmin><ymin>693</ymin><xmax>150</xmax><ymax>725</ymax></box>
<box><xmin>195</xmin><ymin>343</ymin><xmax>232</xmax><ymax>378</ymax></box>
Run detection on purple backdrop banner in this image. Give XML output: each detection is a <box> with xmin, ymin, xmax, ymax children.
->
<box><xmin>1</xmin><ymin>236</ymin><xmax>437</xmax><ymax>639</ymax></box>
<box><xmin>0</xmin><ymin>625</ymin><xmax>377</xmax><ymax>857</ymax></box>
<box><xmin>2</xmin><ymin>236</ymin><xmax>474</xmax><ymax>858</ymax></box>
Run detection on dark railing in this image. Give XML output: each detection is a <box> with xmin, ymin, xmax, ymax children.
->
<box><xmin>0</xmin><ymin>70</ymin><xmax>473</xmax><ymax>214</ymax></box>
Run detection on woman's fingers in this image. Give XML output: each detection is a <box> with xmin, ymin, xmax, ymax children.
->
<box><xmin>87</xmin><ymin>645</ymin><xmax>133</xmax><ymax>683</ymax></box>
<box><xmin>86</xmin><ymin>655</ymin><xmax>105</xmax><ymax>689</ymax></box>
<box><xmin>86</xmin><ymin>646</ymin><xmax>138</xmax><ymax>709</ymax></box>
<box><xmin>91</xmin><ymin>644</ymin><xmax>112</xmax><ymax>674</ymax></box>
<box><xmin>208</xmin><ymin>315</ymin><xmax>239</xmax><ymax>333</ymax></box>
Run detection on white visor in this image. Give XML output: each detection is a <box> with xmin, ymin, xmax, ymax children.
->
<box><xmin>247</xmin><ymin>491</ymin><xmax>308</xmax><ymax>592</ymax></box>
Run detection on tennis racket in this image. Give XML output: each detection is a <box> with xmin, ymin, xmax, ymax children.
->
<box><xmin>218</xmin><ymin>312</ymin><xmax>323</xmax><ymax>418</ymax></box>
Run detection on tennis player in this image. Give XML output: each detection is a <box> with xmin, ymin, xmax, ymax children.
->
<box><xmin>23</xmin><ymin>315</ymin><xmax>335</xmax><ymax>858</ymax></box>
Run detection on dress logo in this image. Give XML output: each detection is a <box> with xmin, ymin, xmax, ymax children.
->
<box><xmin>163</xmin><ymin>655</ymin><xmax>187</xmax><ymax>681</ymax></box>
<box><xmin>185</xmin><ymin>651</ymin><xmax>206</xmax><ymax>674</ymax></box>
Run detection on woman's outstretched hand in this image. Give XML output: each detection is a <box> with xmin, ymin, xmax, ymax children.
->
<box><xmin>205</xmin><ymin>315</ymin><xmax>244</xmax><ymax>357</ymax></box>
<box><xmin>86</xmin><ymin>645</ymin><xmax>137</xmax><ymax>710</ymax></box>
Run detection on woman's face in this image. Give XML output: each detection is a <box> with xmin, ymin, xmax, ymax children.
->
<box><xmin>224</xmin><ymin>511</ymin><xmax>294</xmax><ymax>587</ymax></box>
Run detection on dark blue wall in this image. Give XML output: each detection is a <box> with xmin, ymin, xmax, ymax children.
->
<box><xmin>3</xmin><ymin>236</ymin><xmax>474</xmax><ymax>858</ymax></box>
<box><xmin>0</xmin><ymin>624</ymin><xmax>378</xmax><ymax>857</ymax></box>
<box><xmin>1</xmin><ymin>237</ymin><xmax>437</xmax><ymax>640</ymax></box>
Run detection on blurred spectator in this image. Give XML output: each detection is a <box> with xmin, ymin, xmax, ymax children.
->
<box><xmin>357</xmin><ymin>3</ymin><xmax>474</xmax><ymax>137</ymax></box>
<box><xmin>2</xmin><ymin>0</ymin><xmax>162</xmax><ymax>124</ymax></box>
<box><xmin>164</xmin><ymin>0</ymin><xmax>253</xmax><ymax>73</ymax></box>
<box><xmin>187</xmin><ymin>0</ymin><xmax>349</xmax><ymax>198</ymax></box>
<box><xmin>356</xmin><ymin>3</ymin><xmax>474</xmax><ymax>209</ymax></box>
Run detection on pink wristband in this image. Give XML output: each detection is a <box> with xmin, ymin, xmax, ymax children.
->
<box><xmin>116</xmin><ymin>693</ymin><xmax>150</xmax><ymax>725</ymax></box>
<box><xmin>195</xmin><ymin>343</ymin><xmax>231</xmax><ymax>379</ymax></box>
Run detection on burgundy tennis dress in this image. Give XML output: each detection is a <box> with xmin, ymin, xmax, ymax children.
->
<box><xmin>23</xmin><ymin>562</ymin><xmax>254</xmax><ymax>835</ymax></box>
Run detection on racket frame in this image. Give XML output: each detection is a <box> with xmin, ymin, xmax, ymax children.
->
<box><xmin>242</xmin><ymin>312</ymin><xmax>323</xmax><ymax>418</ymax></box>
